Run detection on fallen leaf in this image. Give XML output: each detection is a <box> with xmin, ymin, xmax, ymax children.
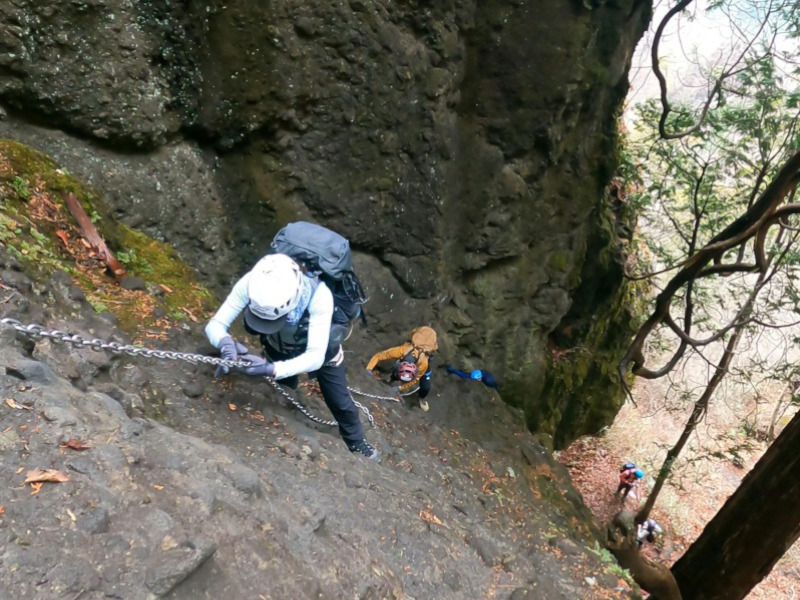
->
<box><xmin>161</xmin><ymin>535</ymin><xmax>178</xmax><ymax>551</ymax></box>
<box><xmin>0</xmin><ymin>506</ymin><xmax>4</xmax><ymax>516</ymax></box>
<box><xmin>228</xmin><ymin>403</ymin><xmax>237</xmax><ymax>411</ymax></box>
<box><xmin>24</xmin><ymin>468</ymin><xmax>70</xmax><ymax>484</ymax></box>
<box><xmin>66</xmin><ymin>508</ymin><xmax>76</xmax><ymax>522</ymax></box>
<box><xmin>15</xmin><ymin>467</ymin><xmax>24</xmax><ymax>474</ymax></box>
<box><xmin>55</xmin><ymin>229</ymin><xmax>70</xmax><ymax>246</ymax></box>
<box><xmin>5</xmin><ymin>398</ymin><xmax>23</xmax><ymax>410</ymax></box>
<box><xmin>419</xmin><ymin>510</ymin><xmax>444</xmax><ymax>526</ymax></box>
<box><xmin>4</xmin><ymin>398</ymin><xmax>32</xmax><ymax>410</ymax></box>
<box><xmin>63</xmin><ymin>439</ymin><xmax>92</xmax><ymax>451</ymax></box>
<box><xmin>153</xmin><ymin>484</ymin><xmax>165</xmax><ymax>491</ymax></box>
<box><xmin>30</xmin><ymin>482</ymin><xmax>43</xmax><ymax>495</ymax></box>
<box><xmin>2</xmin><ymin>426</ymin><xmax>11</xmax><ymax>434</ymax></box>
<box><xmin>159</xmin><ymin>283</ymin><xmax>174</xmax><ymax>294</ymax></box>
<box><xmin>181</xmin><ymin>307</ymin><xmax>199</xmax><ymax>323</ymax></box>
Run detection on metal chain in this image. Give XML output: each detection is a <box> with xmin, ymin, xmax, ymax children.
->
<box><xmin>348</xmin><ymin>384</ymin><xmax>421</xmax><ymax>401</ymax></box>
<box><xmin>265</xmin><ymin>378</ymin><xmax>338</xmax><ymax>427</ymax></box>
<box><xmin>348</xmin><ymin>387</ymin><xmax>401</xmax><ymax>403</ymax></box>
<box><xmin>0</xmin><ymin>317</ymin><xmax>375</xmax><ymax>427</ymax></box>
<box><xmin>351</xmin><ymin>398</ymin><xmax>376</xmax><ymax>427</ymax></box>
<box><xmin>266</xmin><ymin>379</ymin><xmax>375</xmax><ymax>427</ymax></box>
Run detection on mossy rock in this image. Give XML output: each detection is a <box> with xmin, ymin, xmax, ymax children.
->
<box><xmin>0</xmin><ymin>139</ymin><xmax>215</xmax><ymax>334</ymax></box>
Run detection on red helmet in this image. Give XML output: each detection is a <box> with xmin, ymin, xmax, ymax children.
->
<box><xmin>396</xmin><ymin>361</ymin><xmax>418</xmax><ymax>382</ymax></box>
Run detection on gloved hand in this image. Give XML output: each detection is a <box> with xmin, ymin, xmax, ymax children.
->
<box><xmin>241</xmin><ymin>355</ymin><xmax>275</xmax><ymax>378</ymax></box>
<box><xmin>214</xmin><ymin>336</ymin><xmax>242</xmax><ymax>378</ymax></box>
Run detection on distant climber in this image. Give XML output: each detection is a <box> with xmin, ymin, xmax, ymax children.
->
<box><xmin>637</xmin><ymin>518</ymin><xmax>663</xmax><ymax>547</ymax></box>
<box><xmin>366</xmin><ymin>326</ymin><xmax>438</xmax><ymax>411</ymax></box>
<box><xmin>444</xmin><ymin>364</ymin><xmax>499</xmax><ymax>390</ymax></box>
<box><xmin>615</xmin><ymin>462</ymin><xmax>644</xmax><ymax>501</ymax></box>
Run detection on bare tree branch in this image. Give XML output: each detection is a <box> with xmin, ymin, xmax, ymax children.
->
<box><xmin>619</xmin><ymin>148</ymin><xmax>800</xmax><ymax>381</ymax></box>
<box><xmin>652</xmin><ymin>0</ymin><xmax>779</xmax><ymax>139</ymax></box>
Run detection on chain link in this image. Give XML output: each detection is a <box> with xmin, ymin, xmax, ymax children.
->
<box><xmin>0</xmin><ymin>317</ymin><xmax>375</xmax><ymax>428</ymax></box>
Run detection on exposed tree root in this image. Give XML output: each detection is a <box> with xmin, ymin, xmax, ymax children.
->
<box><xmin>605</xmin><ymin>511</ymin><xmax>682</xmax><ymax>600</ymax></box>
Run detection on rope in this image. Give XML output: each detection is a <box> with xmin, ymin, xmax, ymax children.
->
<box><xmin>0</xmin><ymin>317</ymin><xmax>375</xmax><ymax>428</ymax></box>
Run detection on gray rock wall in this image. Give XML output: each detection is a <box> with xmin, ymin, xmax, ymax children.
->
<box><xmin>0</xmin><ymin>0</ymin><xmax>651</xmax><ymax>445</ymax></box>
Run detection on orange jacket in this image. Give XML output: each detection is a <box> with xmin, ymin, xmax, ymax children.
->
<box><xmin>366</xmin><ymin>342</ymin><xmax>430</xmax><ymax>392</ymax></box>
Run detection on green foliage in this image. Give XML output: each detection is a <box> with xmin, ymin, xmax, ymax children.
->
<box><xmin>588</xmin><ymin>542</ymin><xmax>633</xmax><ymax>580</ymax></box>
<box><xmin>629</xmin><ymin>47</ymin><xmax>800</xmax><ymax>318</ymax></box>
<box><xmin>623</xmin><ymin>5</ymin><xmax>800</xmax><ymax>507</ymax></box>
<box><xmin>88</xmin><ymin>299</ymin><xmax>109</xmax><ymax>313</ymax></box>
<box><xmin>168</xmin><ymin>308</ymin><xmax>187</xmax><ymax>321</ymax></box>
<box><xmin>10</xmin><ymin>176</ymin><xmax>30</xmax><ymax>200</ymax></box>
<box><xmin>116</xmin><ymin>248</ymin><xmax>152</xmax><ymax>274</ymax></box>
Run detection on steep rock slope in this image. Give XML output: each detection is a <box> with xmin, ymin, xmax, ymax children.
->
<box><xmin>0</xmin><ymin>249</ymin><xmax>638</xmax><ymax>599</ymax></box>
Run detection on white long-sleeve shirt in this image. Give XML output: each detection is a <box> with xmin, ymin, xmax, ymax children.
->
<box><xmin>637</xmin><ymin>519</ymin><xmax>663</xmax><ymax>543</ymax></box>
<box><xmin>205</xmin><ymin>271</ymin><xmax>334</xmax><ymax>380</ymax></box>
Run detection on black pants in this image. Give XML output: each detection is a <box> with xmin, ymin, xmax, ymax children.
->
<box><xmin>264</xmin><ymin>344</ymin><xmax>364</xmax><ymax>446</ymax></box>
<box><xmin>418</xmin><ymin>375</ymin><xmax>431</xmax><ymax>399</ymax></box>
<box><xmin>616</xmin><ymin>482</ymin><xmax>633</xmax><ymax>499</ymax></box>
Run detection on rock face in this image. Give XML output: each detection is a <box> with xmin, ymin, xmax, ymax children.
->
<box><xmin>0</xmin><ymin>0</ymin><xmax>651</xmax><ymax>446</ymax></box>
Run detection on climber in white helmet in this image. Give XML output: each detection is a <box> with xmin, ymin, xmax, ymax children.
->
<box><xmin>205</xmin><ymin>253</ymin><xmax>380</xmax><ymax>461</ymax></box>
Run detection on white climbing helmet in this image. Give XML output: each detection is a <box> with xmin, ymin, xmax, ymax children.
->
<box><xmin>244</xmin><ymin>253</ymin><xmax>305</xmax><ymax>334</ymax></box>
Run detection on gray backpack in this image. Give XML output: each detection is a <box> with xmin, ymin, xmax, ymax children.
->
<box><xmin>271</xmin><ymin>222</ymin><xmax>367</xmax><ymax>325</ymax></box>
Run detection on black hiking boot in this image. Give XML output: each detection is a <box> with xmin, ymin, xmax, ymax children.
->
<box><xmin>348</xmin><ymin>439</ymin><xmax>381</xmax><ymax>462</ymax></box>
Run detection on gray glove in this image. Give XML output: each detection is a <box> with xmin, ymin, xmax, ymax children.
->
<box><xmin>214</xmin><ymin>336</ymin><xmax>248</xmax><ymax>378</ymax></box>
<box><xmin>240</xmin><ymin>355</ymin><xmax>275</xmax><ymax>378</ymax></box>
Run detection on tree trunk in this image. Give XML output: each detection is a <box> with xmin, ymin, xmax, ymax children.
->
<box><xmin>606</xmin><ymin>511</ymin><xmax>682</xmax><ymax>600</ymax></box>
<box><xmin>671</xmin><ymin>409</ymin><xmax>800</xmax><ymax>600</ymax></box>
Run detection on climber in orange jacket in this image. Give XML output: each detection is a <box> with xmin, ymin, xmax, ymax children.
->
<box><xmin>366</xmin><ymin>326</ymin><xmax>438</xmax><ymax>411</ymax></box>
